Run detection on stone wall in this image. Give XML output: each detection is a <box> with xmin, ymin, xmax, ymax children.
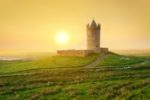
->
<box><xmin>57</xmin><ymin>48</ymin><xmax>108</xmax><ymax>57</ymax></box>
<box><xmin>100</xmin><ymin>48</ymin><xmax>109</xmax><ymax>53</ymax></box>
<box><xmin>57</xmin><ymin>50</ymin><xmax>93</xmax><ymax>57</ymax></box>
<box><xmin>87</xmin><ymin>29</ymin><xmax>100</xmax><ymax>50</ymax></box>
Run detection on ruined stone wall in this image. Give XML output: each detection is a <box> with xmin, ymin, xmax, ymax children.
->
<box><xmin>100</xmin><ymin>48</ymin><xmax>109</xmax><ymax>53</ymax></box>
<box><xmin>57</xmin><ymin>50</ymin><xmax>93</xmax><ymax>57</ymax></box>
<box><xmin>57</xmin><ymin>48</ymin><xmax>108</xmax><ymax>57</ymax></box>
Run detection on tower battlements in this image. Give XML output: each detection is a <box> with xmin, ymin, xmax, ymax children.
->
<box><xmin>87</xmin><ymin>20</ymin><xmax>101</xmax><ymax>30</ymax></box>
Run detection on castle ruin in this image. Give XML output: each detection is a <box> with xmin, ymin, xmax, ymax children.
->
<box><xmin>87</xmin><ymin>20</ymin><xmax>101</xmax><ymax>51</ymax></box>
<box><xmin>57</xmin><ymin>20</ymin><xmax>108</xmax><ymax>56</ymax></box>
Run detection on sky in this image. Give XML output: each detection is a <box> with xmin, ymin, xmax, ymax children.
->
<box><xmin>0</xmin><ymin>0</ymin><xmax>150</xmax><ymax>55</ymax></box>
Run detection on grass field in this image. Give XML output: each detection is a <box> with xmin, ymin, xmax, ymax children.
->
<box><xmin>0</xmin><ymin>52</ymin><xmax>150</xmax><ymax>100</ymax></box>
<box><xmin>0</xmin><ymin>53</ymin><xmax>97</xmax><ymax>74</ymax></box>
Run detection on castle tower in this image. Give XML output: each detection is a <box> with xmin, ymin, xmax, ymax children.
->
<box><xmin>87</xmin><ymin>20</ymin><xmax>101</xmax><ymax>51</ymax></box>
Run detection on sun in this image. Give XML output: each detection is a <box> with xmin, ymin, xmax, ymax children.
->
<box><xmin>56</xmin><ymin>31</ymin><xmax>69</xmax><ymax>45</ymax></box>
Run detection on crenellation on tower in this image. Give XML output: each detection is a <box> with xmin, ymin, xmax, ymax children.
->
<box><xmin>97</xmin><ymin>24</ymin><xmax>101</xmax><ymax>30</ymax></box>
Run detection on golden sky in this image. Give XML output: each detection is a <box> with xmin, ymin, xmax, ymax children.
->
<box><xmin>0</xmin><ymin>0</ymin><xmax>150</xmax><ymax>54</ymax></box>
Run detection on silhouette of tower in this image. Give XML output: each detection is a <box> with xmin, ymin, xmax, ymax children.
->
<box><xmin>87</xmin><ymin>20</ymin><xmax>101</xmax><ymax>51</ymax></box>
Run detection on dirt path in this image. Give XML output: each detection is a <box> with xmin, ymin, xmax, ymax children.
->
<box><xmin>85</xmin><ymin>53</ymin><xmax>106</xmax><ymax>68</ymax></box>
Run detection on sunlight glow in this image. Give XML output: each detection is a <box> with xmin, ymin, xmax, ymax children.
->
<box><xmin>56</xmin><ymin>31</ymin><xmax>69</xmax><ymax>45</ymax></box>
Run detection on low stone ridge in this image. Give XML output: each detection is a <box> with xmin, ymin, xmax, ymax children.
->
<box><xmin>57</xmin><ymin>48</ymin><xmax>108</xmax><ymax>57</ymax></box>
<box><xmin>57</xmin><ymin>50</ymin><xmax>93</xmax><ymax>57</ymax></box>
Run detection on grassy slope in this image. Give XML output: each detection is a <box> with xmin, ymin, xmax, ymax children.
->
<box><xmin>0</xmin><ymin>53</ymin><xmax>98</xmax><ymax>74</ymax></box>
<box><xmin>97</xmin><ymin>53</ymin><xmax>146</xmax><ymax>67</ymax></box>
<box><xmin>0</xmin><ymin>53</ymin><xmax>150</xmax><ymax>100</ymax></box>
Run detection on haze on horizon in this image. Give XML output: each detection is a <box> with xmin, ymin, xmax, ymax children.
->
<box><xmin>0</xmin><ymin>0</ymin><xmax>150</xmax><ymax>55</ymax></box>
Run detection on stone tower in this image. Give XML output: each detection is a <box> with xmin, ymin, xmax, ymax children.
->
<box><xmin>87</xmin><ymin>20</ymin><xmax>101</xmax><ymax>51</ymax></box>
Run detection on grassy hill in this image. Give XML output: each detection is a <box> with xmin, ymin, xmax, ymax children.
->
<box><xmin>0</xmin><ymin>52</ymin><xmax>150</xmax><ymax>100</ymax></box>
<box><xmin>0</xmin><ymin>53</ymin><xmax>98</xmax><ymax>74</ymax></box>
<box><xmin>97</xmin><ymin>53</ymin><xmax>147</xmax><ymax>67</ymax></box>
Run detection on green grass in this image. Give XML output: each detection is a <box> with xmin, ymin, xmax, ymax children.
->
<box><xmin>0</xmin><ymin>67</ymin><xmax>150</xmax><ymax>100</ymax></box>
<box><xmin>0</xmin><ymin>52</ymin><xmax>150</xmax><ymax>100</ymax></box>
<box><xmin>0</xmin><ymin>53</ymin><xmax>98</xmax><ymax>74</ymax></box>
<box><xmin>97</xmin><ymin>53</ymin><xmax>146</xmax><ymax>67</ymax></box>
